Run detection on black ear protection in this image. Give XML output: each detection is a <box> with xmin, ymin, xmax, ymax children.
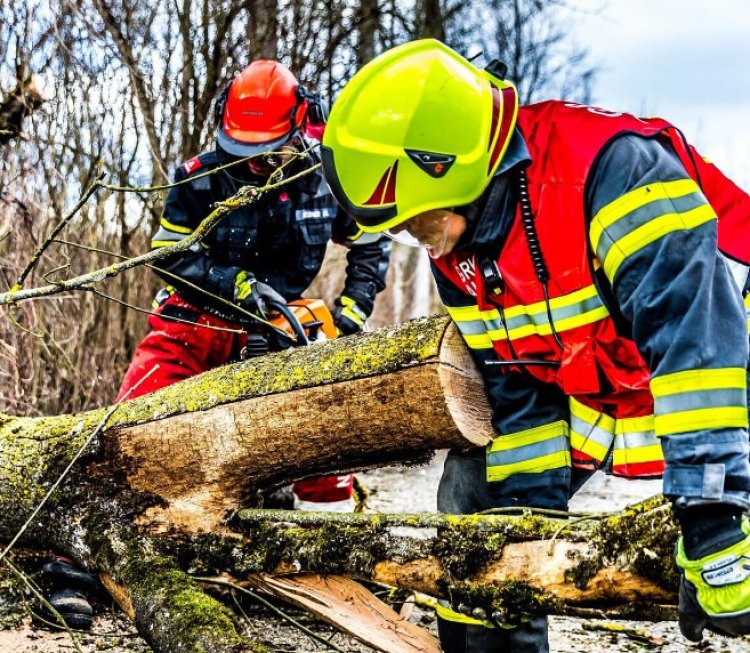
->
<box><xmin>295</xmin><ymin>84</ymin><xmax>329</xmax><ymax>128</ymax></box>
<box><xmin>213</xmin><ymin>80</ymin><xmax>232</xmax><ymax>128</ymax></box>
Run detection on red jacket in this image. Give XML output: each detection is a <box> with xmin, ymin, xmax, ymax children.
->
<box><xmin>435</xmin><ymin>101</ymin><xmax>750</xmax><ymax>477</ymax></box>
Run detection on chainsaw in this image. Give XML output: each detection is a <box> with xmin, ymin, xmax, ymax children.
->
<box><xmin>240</xmin><ymin>298</ymin><xmax>337</xmax><ymax>359</ymax></box>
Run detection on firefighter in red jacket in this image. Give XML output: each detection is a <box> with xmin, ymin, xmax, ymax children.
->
<box><xmin>321</xmin><ymin>40</ymin><xmax>750</xmax><ymax>653</ymax></box>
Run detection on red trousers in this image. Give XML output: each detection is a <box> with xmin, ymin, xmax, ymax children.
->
<box><xmin>117</xmin><ymin>293</ymin><xmax>353</xmax><ymax>504</ymax></box>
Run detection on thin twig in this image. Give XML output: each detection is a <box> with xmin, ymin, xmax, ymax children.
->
<box><xmin>195</xmin><ymin>576</ymin><xmax>348</xmax><ymax>653</ymax></box>
<box><xmin>55</xmin><ymin>238</ymin><xmax>292</xmax><ymax>341</ymax></box>
<box><xmin>0</xmin><ymin>163</ymin><xmax>320</xmax><ymax>315</ymax></box>
<box><xmin>13</xmin><ymin>170</ymin><xmax>105</xmax><ymax>289</ymax></box>
<box><xmin>8</xmin><ymin>143</ymin><xmax>315</xmax><ymax>295</ymax></box>
<box><xmin>84</xmin><ymin>287</ymin><xmax>245</xmax><ymax>335</ymax></box>
<box><xmin>546</xmin><ymin>515</ymin><xmax>602</xmax><ymax>556</ymax></box>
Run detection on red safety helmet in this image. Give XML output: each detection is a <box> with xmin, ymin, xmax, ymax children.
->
<box><xmin>216</xmin><ymin>60</ymin><xmax>308</xmax><ymax>157</ymax></box>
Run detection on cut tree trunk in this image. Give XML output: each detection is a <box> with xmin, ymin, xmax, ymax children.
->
<box><xmin>0</xmin><ymin>315</ymin><xmax>680</xmax><ymax>653</ymax></box>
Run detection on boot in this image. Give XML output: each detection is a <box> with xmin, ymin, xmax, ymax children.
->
<box><xmin>41</xmin><ymin>555</ymin><xmax>99</xmax><ymax>630</ymax></box>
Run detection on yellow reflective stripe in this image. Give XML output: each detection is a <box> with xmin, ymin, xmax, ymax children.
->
<box><xmin>651</xmin><ymin>367</ymin><xmax>747</xmax><ymax>395</ymax></box>
<box><xmin>487</xmin><ymin>420</ymin><xmax>567</xmax><ymax>452</ymax></box>
<box><xmin>613</xmin><ymin>414</ymin><xmax>661</xmax><ymax>466</ymax></box>
<box><xmin>651</xmin><ymin>368</ymin><xmax>747</xmax><ymax>436</ymax></box>
<box><xmin>486</xmin><ymin>420</ymin><xmax>570</xmax><ymax>482</ymax></box>
<box><xmin>615</xmin><ymin>414</ymin><xmax>655</xmax><ymax>434</ymax></box>
<box><xmin>569</xmin><ymin>397</ymin><xmax>615</xmax><ymax>461</ymax></box>
<box><xmin>569</xmin><ymin>430</ymin><xmax>608</xmax><ymax>461</ymax></box>
<box><xmin>435</xmin><ymin>602</ymin><xmax>498</xmax><ymax>628</ymax></box>
<box><xmin>487</xmin><ymin>451</ymin><xmax>571</xmax><ymax>482</ymax></box>
<box><xmin>463</xmin><ymin>333</ymin><xmax>493</xmax><ymax>349</ymax></box>
<box><xmin>503</xmin><ymin>285</ymin><xmax>597</xmax><ymax>319</ymax></box>
<box><xmin>654</xmin><ymin>407</ymin><xmax>748</xmax><ymax>436</ymax></box>
<box><xmin>446</xmin><ymin>305</ymin><xmax>501</xmax><ymax>322</ymax></box>
<box><xmin>160</xmin><ymin>216</ymin><xmax>193</xmax><ymax>234</ymax></box>
<box><xmin>601</xmin><ymin>203</ymin><xmax>716</xmax><ymax>280</ymax></box>
<box><xmin>496</xmin><ymin>285</ymin><xmax>609</xmax><ymax>341</ymax></box>
<box><xmin>590</xmin><ymin>178</ymin><xmax>699</xmax><ymax>243</ymax></box>
<box><xmin>446</xmin><ymin>304</ymin><xmax>501</xmax><ymax>350</ymax></box>
<box><xmin>613</xmin><ymin>443</ymin><xmax>663</xmax><ymax>466</ymax></box>
<box><xmin>504</xmin><ymin>306</ymin><xmax>609</xmax><ymax>340</ymax></box>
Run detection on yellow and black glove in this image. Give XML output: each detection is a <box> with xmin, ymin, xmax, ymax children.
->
<box><xmin>332</xmin><ymin>295</ymin><xmax>368</xmax><ymax>336</ymax></box>
<box><xmin>676</xmin><ymin>511</ymin><xmax>750</xmax><ymax>641</ymax></box>
<box><xmin>234</xmin><ymin>271</ymin><xmax>286</xmax><ymax>318</ymax></box>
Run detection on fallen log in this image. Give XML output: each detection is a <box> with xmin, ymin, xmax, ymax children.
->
<box><xmin>0</xmin><ymin>315</ymin><xmax>681</xmax><ymax>652</ymax></box>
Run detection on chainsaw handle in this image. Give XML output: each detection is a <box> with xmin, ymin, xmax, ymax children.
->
<box><xmin>265</xmin><ymin>299</ymin><xmax>310</xmax><ymax>346</ymax></box>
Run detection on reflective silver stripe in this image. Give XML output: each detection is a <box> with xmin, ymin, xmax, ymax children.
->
<box><xmin>497</xmin><ymin>285</ymin><xmax>609</xmax><ymax>341</ymax></box>
<box><xmin>486</xmin><ymin>435</ymin><xmax>568</xmax><ymax>467</ymax></box>
<box><xmin>446</xmin><ymin>305</ymin><xmax>504</xmax><ymax>350</ymax></box>
<box><xmin>486</xmin><ymin>420</ymin><xmax>571</xmax><ymax>482</ymax></box>
<box><xmin>655</xmin><ymin>388</ymin><xmax>748</xmax><ymax>415</ymax></box>
<box><xmin>503</xmin><ymin>291</ymin><xmax>605</xmax><ymax>335</ymax></box>
<box><xmin>569</xmin><ymin>413</ymin><xmax>615</xmax><ymax>451</ymax></box>
<box><xmin>453</xmin><ymin>318</ymin><xmax>490</xmax><ymax>336</ymax></box>
<box><xmin>614</xmin><ymin>430</ymin><xmax>659</xmax><ymax>450</ymax></box>
<box><xmin>152</xmin><ymin>226</ymin><xmax>186</xmax><ymax>242</ymax></box>
<box><xmin>595</xmin><ymin>192</ymin><xmax>706</xmax><ymax>267</ymax></box>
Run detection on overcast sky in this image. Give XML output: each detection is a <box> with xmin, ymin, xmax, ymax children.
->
<box><xmin>563</xmin><ymin>0</ymin><xmax>750</xmax><ymax>187</ymax></box>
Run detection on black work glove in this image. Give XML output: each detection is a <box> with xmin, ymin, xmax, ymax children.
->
<box><xmin>332</xmin><ymin>295</ymin><xmax>368</xmax><ymax>336</ymax></box>
<box><xmin>233</xmin><ymin>271</ymin><xmax>286</xmax><ymax>317</ymax></box>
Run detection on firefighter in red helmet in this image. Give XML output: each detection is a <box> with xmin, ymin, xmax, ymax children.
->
<box><xmin>45</xmin><ymin>60</ymin><xmax>390</xmax><ymax>629</ymax></box>
<box><xmin>120</xmin><ymin>60</ymin><xmax>389</xmax><ymax>502</ymax></box>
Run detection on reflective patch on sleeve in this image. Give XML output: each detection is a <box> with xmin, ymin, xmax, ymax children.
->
<box><xmin>590</xmin><ymin>178</ymin><xmax>716</xmax><ymax>281</ymax></box>
<box><xmin>651</xmin><ymin>367</ymin><xmax>748</xmax><ymax>436</ymax></box>
<box><xmin>486</xmin><ymin>420</ymin><xmax>571</xmax><ymax>483</ymax></box>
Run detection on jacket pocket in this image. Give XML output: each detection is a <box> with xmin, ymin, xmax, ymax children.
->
<box><xmin>297</xmin><ymin>217</ymin><xmax>333</xmax><ymax>271</ymax></box>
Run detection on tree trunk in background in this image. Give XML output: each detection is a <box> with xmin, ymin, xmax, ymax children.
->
<box><xmin>357</xmin><ymin>0</ymin><xmax>380</xmax><ymax>66</ymax></box>
<box><xmin>417</xmin><ymin>0</ymin><xmax>446</xmax><ymax>40</ymax></box>
<box><xmin>250</xmin><ymin>0</ymin><xmax>279</xmax><ymax>60</ymax></box>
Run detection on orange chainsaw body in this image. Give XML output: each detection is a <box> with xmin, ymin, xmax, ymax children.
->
<box><xmin>268</xmin><ymin>298</ymin><xmax>337</xmax><ymax>341</ymax></box>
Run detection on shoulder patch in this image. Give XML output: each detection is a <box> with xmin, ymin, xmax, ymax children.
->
<box><xmin>183</xmin><ymin>156</ymin><xmax>203</xmax><ymax>175</ymax></box>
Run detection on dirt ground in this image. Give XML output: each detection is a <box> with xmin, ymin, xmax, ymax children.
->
<box><xmin>2</xmin><ymin>452</ymin><xmax>750</xmax><ymax>652</ymax></box>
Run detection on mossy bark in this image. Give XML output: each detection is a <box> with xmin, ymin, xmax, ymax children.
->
<box><xmin>204</xmin><ymin>496</ymin><xmax>678</xmax><ymax>619</ymax></box>
<box><xmin>0</xmin><ymin>315</ymin><xmax>680</xmax><ymax>649</ymax></box>
<box><xmin>0</xmin><ymin>315</ymin><xmax>492</xmax><ymax>534</ymax></box>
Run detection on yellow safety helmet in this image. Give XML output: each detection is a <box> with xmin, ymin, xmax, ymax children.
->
<box><xmin>321</xmin><ymin>39</ymin><xmax>518</xmax><ymax>233</ymax></box>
